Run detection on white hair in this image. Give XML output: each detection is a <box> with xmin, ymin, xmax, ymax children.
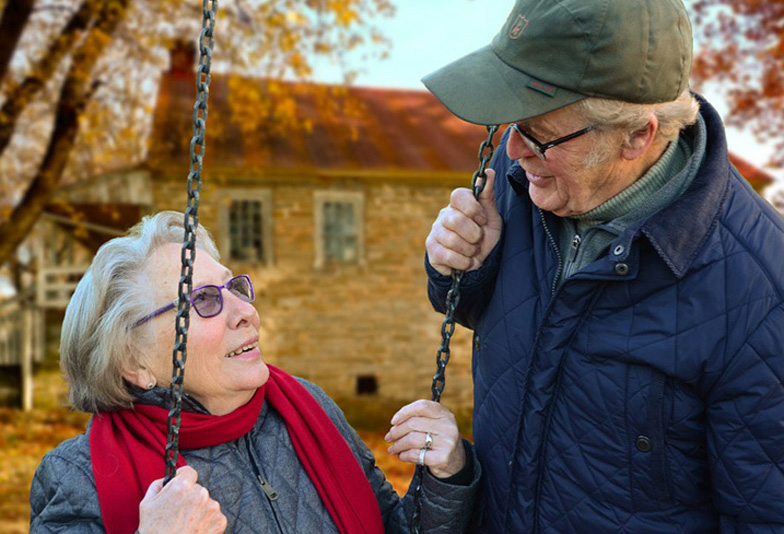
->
<box><xmin>577</xmin><ymin>89</ymin><xmax>700</xmax><ymax>167</ymax></box>
<box><xmin>60</xmin><ymin>211</ymin><xmax>220</xmax><ymax>413</ymax></box>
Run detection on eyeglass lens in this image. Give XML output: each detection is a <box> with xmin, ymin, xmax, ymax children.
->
<box><xmin>191</xmin><ymin>276</ymin><xmax>254</xmax><ymax>318</ymax></box>
<box><xmin>521</xmin><ymin>135</ymin><xmax>543</xmax><ymax>159</ymax></box>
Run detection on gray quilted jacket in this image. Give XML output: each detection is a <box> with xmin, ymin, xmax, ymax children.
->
<box><xmin>30</xmin><ymin>379</ymin><xmax>479</xmax><ymax>533</ymax></box>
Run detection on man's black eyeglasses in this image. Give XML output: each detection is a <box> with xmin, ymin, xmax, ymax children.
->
<box><xmin>510</xmin><ymin>123</ymin><xmax>595</xmax><ymax>160</ymax></box>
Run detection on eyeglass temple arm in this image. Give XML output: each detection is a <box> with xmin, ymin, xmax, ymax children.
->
<box><xmin>132</xmin><ymin>299</ymin><xmax>178</xmax><ymax>328</ymax></box>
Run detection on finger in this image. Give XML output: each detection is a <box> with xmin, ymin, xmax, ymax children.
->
<box><xmin>387</xmin><ymin>430</ymin><xmax>432</xmax><ymax>455</ymax></box>
<box><xmin>433</xmin><ymin>225</ymin><xmax>482</xmax><ymax>257</ymax></box>
<box><xmin>397</xmin><ymin>446</ymin><xmax>448</xmax><ymax>468</ymax></box>
<box><xmin>449</xmin><ymin>187</ymin><xmax>487</xmax><ymax>226</ymax></box>
<box><xmin>144</xmin><ymin>477</ymin><xmax>164</xmax><ymax>500</ymax></box>
<box><xmin>386</xmin><ymin>416</ymin><xmax>458</xmax><ymax>445</ymax></box>
<box><xmin>391</xmin><ymin>399</ymin><xmax>447</xmax><ymax>426</ymax></box>
<box><xmin>426</xmin><ymin>240</ymin><xmax>476</xmax><ymax>274</ymax></box>
<box><xmin>440</xmin><ymin>205</ymin><xmax>484</xmax><ymax>245</ymax></box>
<box><xmin>175</xmin><ymin>465</ymin><xmax>199</xmax><ymax>484</ymax></box>
<box><xmin>476</xmin><ymin>169</ymin><xmax>499</xmax><ymax>219</ymax></box>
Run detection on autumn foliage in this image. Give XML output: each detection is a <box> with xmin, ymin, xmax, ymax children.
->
<box><xmin>689</xmin><ymin>0</ymin><xmax>784</xmax><ymax>168</ymax></box>
<box><xmin>0</xmin><ymin>405</ymin><xmax>414</xmax><ymax>533</ymax></box>
<box><xmin>0</xmin><ymin>0</ymin><xmax>394</xmax><ymax>268</ymax></box>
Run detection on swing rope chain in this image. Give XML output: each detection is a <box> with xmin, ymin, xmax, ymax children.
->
<box><xmin>163</xmin><ymin>0</ymin><xmax>217</xmax><ymax>485</ymax></box>
<box><xmin>410</xmin><ymin>124</ymin><xmax>498</xmax><ymax>533</ymax></box>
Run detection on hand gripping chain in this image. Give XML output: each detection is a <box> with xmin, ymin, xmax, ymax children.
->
<box><xmin>409</xmin><ymin>125</ymin><xmax>498</xmax><ymax>532</ymax></box>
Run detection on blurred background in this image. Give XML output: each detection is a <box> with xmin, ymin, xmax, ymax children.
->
<box><xmin>1</xmin><ymin>0</ymin><xmax>782</xmax><ymax>531</ymax></box>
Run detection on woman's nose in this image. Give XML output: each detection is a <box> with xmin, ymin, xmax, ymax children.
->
<box><xmin>225</xmin><ymin>292</ymin><xmax>259</xmax><ymax>327</ymax></box>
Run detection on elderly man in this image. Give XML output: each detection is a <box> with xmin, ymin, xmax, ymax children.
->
<box><xmin>423</xmin><ymin>0</ymin><xmax>784</xmax><ymax>533</ymax></box>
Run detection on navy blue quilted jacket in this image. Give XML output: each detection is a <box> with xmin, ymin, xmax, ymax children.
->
<box><xmin>427</xmin><ymin>98</ymin><xmax>784</xmax><ymax>534</ymax></box>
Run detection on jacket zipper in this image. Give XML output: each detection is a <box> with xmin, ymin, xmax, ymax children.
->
<box><xmin>529</xmin><ymin>288</ymin><xmax>605</xmax><ymax>534</ymax></box>
<box><xmin>257</xmin><ymin>474</ymin><xmax>280</xmax><ymax>501</ymax></box>
<box><xmin>563</xmin><ymin>234</ymin><xmax>582</xmax><ymax>281</ymax></box>
<box><xmin>243</xmin><ymin>438</ymin><xmax>288</xmax><ymax>534</ymax></box>
<box><xmin>502</xmin><ymin>209</ymin><xmax>565</xmax><ymax>533</ymax></box>
<box><xmin>539</xmin><ymin>208</ymin><xmax>562</xmax><ymax>295</ymax></box>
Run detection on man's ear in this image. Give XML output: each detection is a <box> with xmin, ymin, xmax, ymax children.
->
<box><xmin>621</xmin><ymin>114</ymin><xmax>659</xmax><ymax>161</ymax></box>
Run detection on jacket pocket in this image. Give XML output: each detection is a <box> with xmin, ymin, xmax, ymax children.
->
<box><xmin>627</xmin><ymin>366</ymin><xmax>672</xmax><ymax>510</ymax></box>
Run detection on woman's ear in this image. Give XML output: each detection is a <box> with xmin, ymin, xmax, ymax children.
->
<box><xmin>122</xmin><ymin>367</ymin><xmax>157</xmax><ymax>390</ymax></box>
<box><xmin>621</xmin><ymin>114</ymin><xmax>659</xmax><ymax>161</ymax></box>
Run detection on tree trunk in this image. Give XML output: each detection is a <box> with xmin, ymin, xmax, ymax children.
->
<box><xmin>0</xmin><ymin>0</ymin><xmax>35</xmax><ymax>83</ymax></box>
<box><xmin>0</xmin><ymin>0</ymin><xmax>96</xmax><ymax>158</ymax></box>
<box><xmin>0</xmin><ymin>0</ymin><xmax>130</xmax><ymax>266</ymax></box>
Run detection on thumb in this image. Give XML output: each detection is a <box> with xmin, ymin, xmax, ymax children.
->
<box><xmin>476</xmin><ymin>168</ymin><xmax>500</xmax><ymax>223</ymax></box>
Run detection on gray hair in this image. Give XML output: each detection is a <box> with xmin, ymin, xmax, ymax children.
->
<box><xmin>577</xmin><ymin>89</ymin><xmax>700</xmax><ymax>167</ymax></box>
<box><xmin>60</xmin><ymin>211</ymin><xmax>220</xmax><ymax>413</ymax></box>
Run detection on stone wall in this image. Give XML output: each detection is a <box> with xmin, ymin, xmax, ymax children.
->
<box><xmin>153</xmin><ymin>172</ymin><xmax>476</xmax><ymax>419</ymax></box>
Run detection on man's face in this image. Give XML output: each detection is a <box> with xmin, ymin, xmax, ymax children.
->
<box><xmin>507</xmin><ymin>105</ymin><xmax>632</xmax><ymax>217</ymax></box>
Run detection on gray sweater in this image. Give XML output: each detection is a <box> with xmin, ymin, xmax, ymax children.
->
<box><xmin>30</xmin><ymin>379</ymin><xmax>480</xmax><ymax>533</ymax></box>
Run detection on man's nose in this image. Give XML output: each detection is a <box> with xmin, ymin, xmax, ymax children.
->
<box><xmin>506</xmin><ymin>127</ymin><xmax>537</xmax><ymax>160</ymax></box>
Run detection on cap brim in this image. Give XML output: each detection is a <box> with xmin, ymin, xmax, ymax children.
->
<box><xmin>422</xmin><ymin>45</ymin><xmax>586</xmax><ymax>126</ymax></box>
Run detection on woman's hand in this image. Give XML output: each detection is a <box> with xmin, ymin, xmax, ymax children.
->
<box><xmin>139</xmin><ymin>466</ymin><xmax>227</xmax><ymax>534</ymax></box>
<box><xmin>385</xmin><ymin>399</ymin><xmax>466</xmax><ymax>478</ymax></box>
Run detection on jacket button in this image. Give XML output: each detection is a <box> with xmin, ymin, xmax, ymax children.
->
<box><xmin>474</xmin><ymin>335</ymin><xmax>480</xmax><ymax>351</ymax></box>
<box><xmin>614</xmin><ymin>263</ymin><xmax>629</xmax><ymax>275</ymax></box>
<box><xmin>636</xmin><ymin>435</ymin><xmax>652</xmax><ymax>452</ymax></box>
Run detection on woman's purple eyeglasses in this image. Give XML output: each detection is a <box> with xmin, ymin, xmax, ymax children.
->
<box><xmin>133</xmin><ymin>275</ymin><xmax>255</xmax><ymax>328</ymax></box>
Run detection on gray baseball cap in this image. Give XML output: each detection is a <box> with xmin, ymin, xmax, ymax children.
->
<box><xmin>422</xmin><ymin>0</ymin><xmax>693</xmax><ymax>125</ymax></box>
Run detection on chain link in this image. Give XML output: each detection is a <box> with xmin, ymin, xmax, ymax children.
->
<box><xmin>410</xmin><ymin>124</ymin><xmax>498</xmax><ymax>532</ymax></box>
<box><xmin>163</xmin><ymin>0</ymin><xmax>217</xmax><ymax>485</ymax></box>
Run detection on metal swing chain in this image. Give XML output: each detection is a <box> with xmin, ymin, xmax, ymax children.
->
<box><xmin>410</xmin><ymin>124</ymin><xmax>498</xmax><ymax>533</ymax></box>
<box><xmin>163</xmin><ymin>0</ymin><xmax>218</xmax><ymax>485</ymax></box>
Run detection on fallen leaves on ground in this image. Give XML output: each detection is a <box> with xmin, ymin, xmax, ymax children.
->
<box><xmin>0</xmin><ymin>408</ymin><xmax>415</xmax><ymax>533</ymax></box>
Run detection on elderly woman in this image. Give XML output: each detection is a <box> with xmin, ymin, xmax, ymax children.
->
<box><xmin>30</xmin><ymin>211</ymin><xmax>479</xmax><ymax>534</ymax></box>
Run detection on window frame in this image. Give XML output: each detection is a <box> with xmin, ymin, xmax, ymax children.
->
<box><xmin>217</xmin><ymin>188</ymin><xmax>274</xmax><ymax>265</ymax></box>
<box><xmin>313</xmin><ymin>190</ymin><xmax>365</xmax><ymax>268</ymax></box>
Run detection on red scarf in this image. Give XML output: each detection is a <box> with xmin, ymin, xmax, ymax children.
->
<box><xmin>90</xmin><ymin>365</ymin><xmax>384</xmax><ymax>534</ymax></box>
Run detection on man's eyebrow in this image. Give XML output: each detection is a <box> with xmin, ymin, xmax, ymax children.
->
<box><xmin>517</xmin><ymin>119</ymin><xmax>554</xmax><ymax>138</ymax></box>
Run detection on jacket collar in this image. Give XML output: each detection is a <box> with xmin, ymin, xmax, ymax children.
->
<box><xmin>507</xmin><ymin>94</ymin><xmax>730</xmax><ymax>279</ymax></box>
<box><xmin>639</xmin><ymin>96</ymin><xmax>729</xmax><ymax>278</ymax></box>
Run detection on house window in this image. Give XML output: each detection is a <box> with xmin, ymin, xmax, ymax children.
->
<box><xmin>218</xmin><ymin>189</ymin><xmax>273</xmax><ymax>264</ymax></box>
<box><xmin>314</xmin><ymin>191</ymin><xmax>364</xmax><ymax>267</ymax></box>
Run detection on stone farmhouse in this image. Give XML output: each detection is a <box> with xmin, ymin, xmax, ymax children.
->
<box><xmin>0</xmin><ymin>46</ymin><xmax>775</xmax><ymax>417</ymax></box>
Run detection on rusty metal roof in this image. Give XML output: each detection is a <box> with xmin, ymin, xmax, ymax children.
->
<box><xmin>728</xmin><ymin>153</ymin><xmax>775</xmax><ymax>192</ymax></box>
<box><xmin>147</xmin><ymin>71</ymin><xmax>776</xmax><ymax>191</ymax></box>
<box><xmin>148</xmin><ymin>74</ymin><xmax>491</xmax><ymax>176</ymax></box>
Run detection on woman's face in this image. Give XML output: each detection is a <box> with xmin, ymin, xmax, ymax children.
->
<box><xmin>139</xmin><ymin>242</ymin><xmax>268</xmax><ymax>415</ymax></box>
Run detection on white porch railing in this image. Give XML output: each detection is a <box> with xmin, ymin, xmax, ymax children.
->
<box><xmin>36</xmin><ymin>265</ymin><xmax>89</xmax><ymax>309</ymax></box>
<box><xmin>0</xmin><ymin>295</ymin><xmax>44</xmax><ymax>410</ymax></box>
